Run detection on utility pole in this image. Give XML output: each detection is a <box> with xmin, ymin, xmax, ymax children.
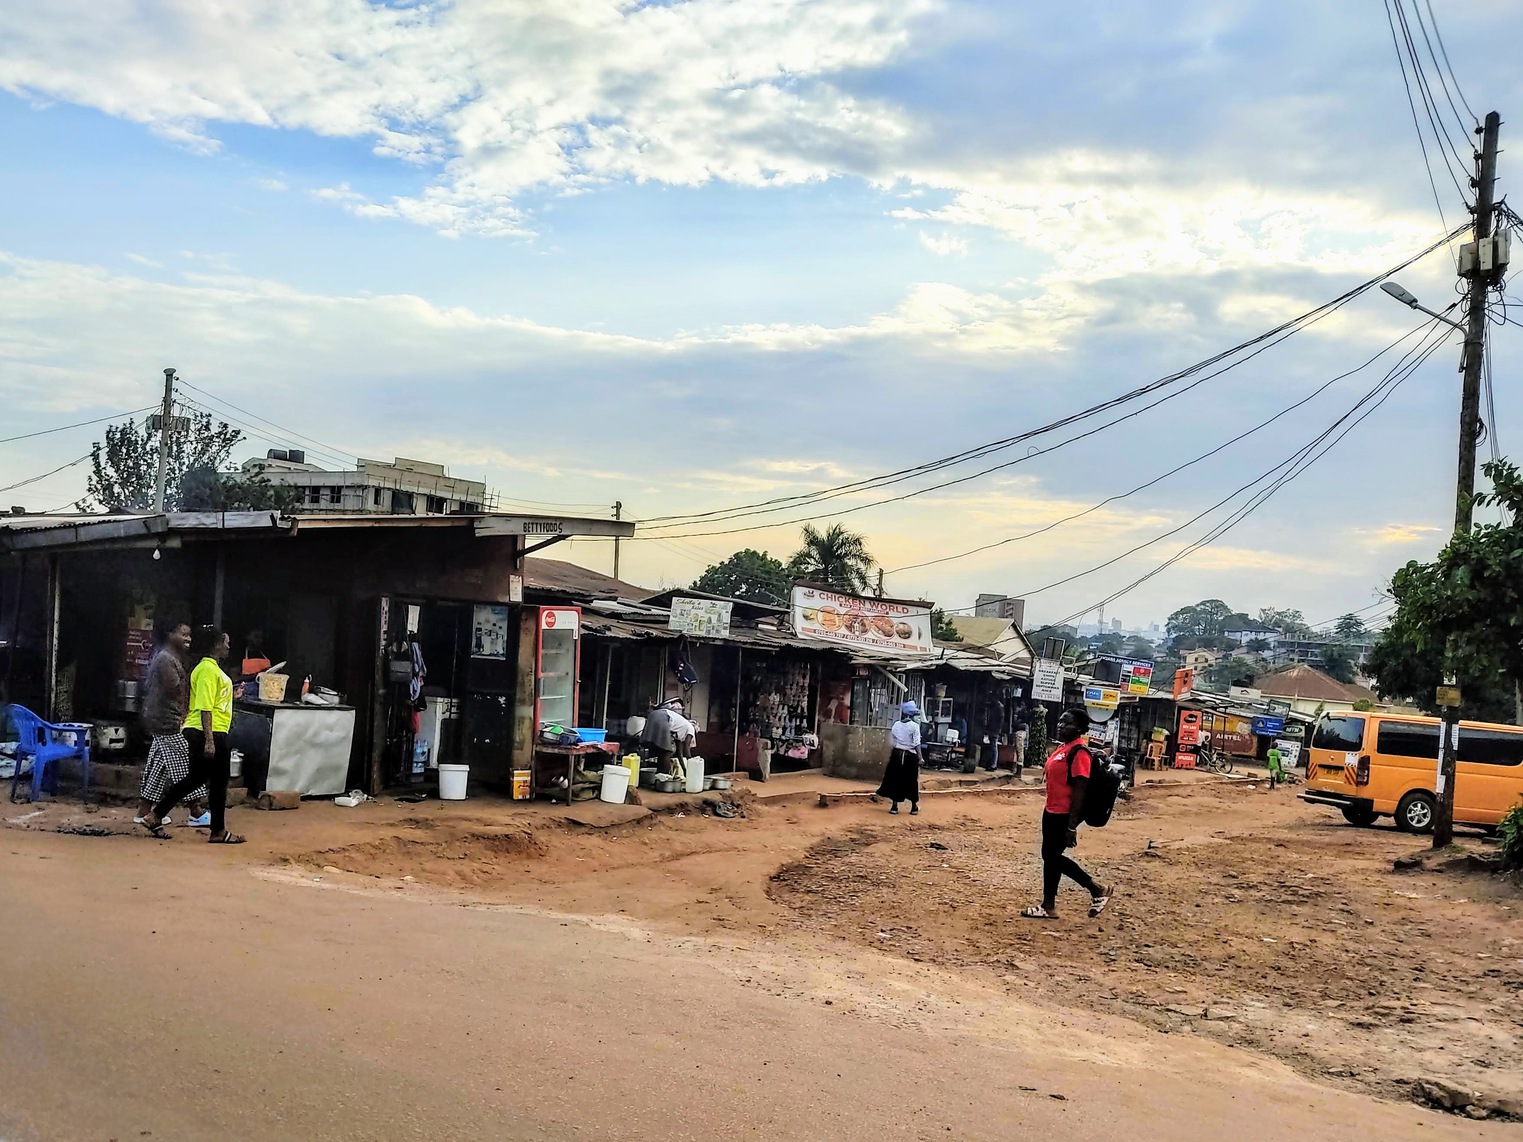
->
<box><xmin>1434</xmin><ymin>111</ymin><xmax>1502</xmax><ymax>850</ymax></box>
<box><xmin>875</xmin><ymin>568</ymin><xmax>885</xmax><ymax>598</ymax></box>
<box><xmin>612</xmin><ymin>501</ymin><xmax>623</xmax><ymax>581</ymax></box>
<box><xmin>152</xmin><ymin>367</ymin><xmax>177</xmax><ymax>514</ymax></box>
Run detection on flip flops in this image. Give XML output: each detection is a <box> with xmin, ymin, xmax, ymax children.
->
<box><xmin>208</xmin><ymin>831</ymin><xmax>247</xmax><ymax>844</ymax></box>
<box><xmin>1021</xmin><ymin>905</ymin><xmax>1056</xmax><ymax>920</ymax></box>
<box><xmin>1089</xmin><ymin>885</ymin><xmax>1116</xmax><ymax>918</ymax></box>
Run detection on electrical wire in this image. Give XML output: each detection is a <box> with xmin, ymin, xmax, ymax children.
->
<box><xmin>1383</xmin><ymin>0</ymin><xmax>1468</xmax><ymax>237</ymax></box>
<box><xmin>175</xmin><ymin>379</ymin><xmax>360</xmax><ymax>468</ymax></box>
<box><xmin>0</xmin><ymin>406</ymin><xmax>156</xmax><ymax>447</ymax></box>
<box><xmin>1390</xmin><ymin>0</ymin><xmax>1474</xmax><ymax>186</ymax></box>
<box><xmin>1404</xmin><ymin>0</ymin><xmax>1479</xmax><ymax>146</ymax></box>
<box><xmin>175</xmin><ymin>396</ymin><xmax>355</xmax><ymax>471</ymax></box>
<box><xmin>0</xmin><ymin>453</ymin><xmax>93</xmax><ymax>495</ymax></box>
<box><xmin>1422</xmin><ymin>0</ymin><xmax>1479</xmax><ymax>125</ymax></box>
<box><xmin>886</xmin><ymin>314</ymin><xmax>1447</xmax><ymax>576</ymax></box>
<box><xmin>638</xmin><ymin>230</ymin><xmax>1464</xmax><ymax>531</ymax></box>
<box><xmin>976</xmin><ymin>320</ymin><xmax>1457</xmax><ymax>625</ymax></box>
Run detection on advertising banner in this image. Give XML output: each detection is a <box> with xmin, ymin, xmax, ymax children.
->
<box><xmin>1252</xmin><ymin>715</ymin><xmax>1286</xmax><ymax>737</ymax></box>
<box><xmin>669</xmin><ymin>596</ymin><xmax>733</xmax><ymax>638</ymax></box>
<box><xmin>1083</xmin><ymin>684</ymin><xmax>1121</xmax><ymax>711</ymax></box>
<box><xmin>1094</xmin><ymin>655</ymin><xmax>1154</xmax><ymax>695</ymax></box>
<box><xmin>791</xmin><ymin>586</ymin><xmax>933</xmax><ymax>656</ymax></box>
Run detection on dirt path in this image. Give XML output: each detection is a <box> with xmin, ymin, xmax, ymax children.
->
<box><xmin>0</xmin><ymin>823</ymin><xmax>1506</xmax><ymax>1141</ymax></box>
<box><xmin>7</xmin><ymin>776</ymin><xmax>1522</xmax><ymax>1129</ymax></box>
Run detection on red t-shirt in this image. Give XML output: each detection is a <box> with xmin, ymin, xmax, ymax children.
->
<box><xmin>1045</xmin><ymin>740</ymin><xmax>1092</xmax><ymax>815</ymax></box>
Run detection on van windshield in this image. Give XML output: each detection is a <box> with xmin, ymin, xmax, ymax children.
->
<box><xmin>1311</xmin><ymin>715</ymin><xmax>1365</xmax><ymax>752</ymax></box>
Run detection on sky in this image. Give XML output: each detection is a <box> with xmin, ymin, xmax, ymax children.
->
<box><xmin>2</xmin><ymin>0</ymin><xmax>1520</xmax><ymax>633</ymax></box>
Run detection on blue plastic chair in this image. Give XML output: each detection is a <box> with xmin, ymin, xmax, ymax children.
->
<box><xmin>4</xmin><ymin>704</ymin><xmax>91</xmax><ymax>804</ymax></box>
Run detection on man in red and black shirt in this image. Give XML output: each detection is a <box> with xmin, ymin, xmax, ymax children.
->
<box><xmin>1023</xmin><ymin>707</ymin><xmax>1113</xmax><ymax>920</ymax></box>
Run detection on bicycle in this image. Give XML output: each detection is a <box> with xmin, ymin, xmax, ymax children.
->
<box><xmin>1195</xmin><ymin>743</ymin><xmax>1235</xmax><ymax>775</ymax></box>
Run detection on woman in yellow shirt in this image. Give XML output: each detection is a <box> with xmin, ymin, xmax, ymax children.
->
<box><xmin>146</xmin><ymin>626</ymin><xmax>245</xmax><ymax>844</ymax></box>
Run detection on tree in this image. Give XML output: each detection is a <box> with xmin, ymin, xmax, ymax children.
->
<box><xmin>1332</xmin><ymin>612</ymin><xmax>1369</xmax><ymax>643</ymax></box>
<box><xmin>1320</xmin><ymin>647</ymin><xmax>1357</xmax><ymax>685</ymax></box>
<box><xmin>1258</xmin><ymin>607</ymin><xmax>1312</xmax><ymax>638</ymax></box>
<box><xmin>931</xmin><ymin>608</ymin><xmax>962</xmax><ymax>642</ymax></box>
<box><xmin>79</xmin><ymin>412</ymin><xmax>291</xmax><ymax>512</ymax></box>
<box><xmin>1123</xmin><ymin>636</ymin><xmax>1156</xmax><ymax>660</ymax></box>
<box><xmin>1204</xmin><ymin>655</ymin><xmax>1257</xmax><ymax>691</ymax></box>
<box><xmin>1166</xmin><ymin>599</ymin><xmax>1236</xmax><ymax>645</ymax></box>
<box><xmin>1246</xmin><ymin>637</ymin><xmax>1271</xmax><ymax>653</ymax></box>
<box><xmin>787</xmin><ymin>523</ymin><xmax>875</xmax><ymax>595</ymax></box>
<box><xmin>692</xmin><ymin>549</ymin><xmax>792</xmax><ymax>606</ymax></box>
<box><xmin>1365</xmin><ymin>458</ymin><xmax>1523</xmax><ymax>723</ymax></box>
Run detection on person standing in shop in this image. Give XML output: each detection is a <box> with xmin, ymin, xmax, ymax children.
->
<box><xmin>135</xmin><ymin>618</ymin><xmax>210</xmax><ymax>830</ymax></box>
<box><xmin>876</xmin><ymin>700</ymin><xmax>923</xmax><ymax>815</ymax></box>
<box><xmin>143</xmin><ymin>626</ymin><xmax>244</xmax><ymax>844</ymax></box>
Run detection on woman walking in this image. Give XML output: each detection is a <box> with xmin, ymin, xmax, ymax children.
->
<box><xmin>1022</xmin><ymin>707</ymin><xmax>1112</xmax><ymax>920</ymax></box>
<box><xmin>876</xmin><ymin>700</ymin><xmax>923</xmax><ymax>815</ymax></box>
<box><xmin>134</xmin><ymin>618</ymin><xmax>209</xmax><ymax>830</ymax></box>
<box><xmin>143</xmin><ymin>626</ymin><xmax>245</xmax><ymax>844</ymax></box>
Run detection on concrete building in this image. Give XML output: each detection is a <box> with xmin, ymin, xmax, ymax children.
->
<box><xmin>973</xmin><ymin>593</ymin><xmax>1025</xmax><ymax>627</ymax></box>
<box><xmin>241</xmin><ymin>452</ymin><xmax>488</xmax><ymax>516</ymax></box>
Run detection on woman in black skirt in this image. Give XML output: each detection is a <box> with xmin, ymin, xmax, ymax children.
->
<box><xmin>877</xmin><ymin>700</ymin><xmax>924</xmax><ymax>815</ymax></box>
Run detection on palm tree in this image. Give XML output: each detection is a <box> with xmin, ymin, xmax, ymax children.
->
<box><xmin>788</xmin><ymin>523</ymin><xmax>875</xmax><ymax>595</ymax></box>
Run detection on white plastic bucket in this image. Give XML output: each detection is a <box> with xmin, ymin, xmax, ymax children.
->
<box><xmin>600</xmin><ymin>764</ymin><xmax>630</xmax><ymax>804</ymax></box>
<box><xmin>684</xmin><ymin>755</ymin><xmax>705</xmax><ymax>795</ymax></box>
<box><xmin>438</xmin><ymin>763</ymin><xmax>469</xmax><ymax>801</ymax></box>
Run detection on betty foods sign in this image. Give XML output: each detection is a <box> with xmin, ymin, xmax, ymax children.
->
<box><xmin>791</xmin><ymin>586</ymin><xmax>934</xmax><ymax>656</ymax></box>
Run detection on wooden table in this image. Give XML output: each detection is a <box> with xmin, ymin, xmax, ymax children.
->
<box><xmin>532</xmin><ymin>743</ymin><xmax>619</xmax><ymax>804</ymax></box>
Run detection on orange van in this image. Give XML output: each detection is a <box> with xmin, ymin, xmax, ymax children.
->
<box><xmin>1302</xmin><ymin>710</ymin><xmax>1523</xmax><ymax>832</ymax></box>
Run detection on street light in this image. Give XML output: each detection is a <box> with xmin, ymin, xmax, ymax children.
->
<box><xmin>1380</xmin><ymin>281</ymin><xmax>1466</xmax><ymax>331</ymax></box>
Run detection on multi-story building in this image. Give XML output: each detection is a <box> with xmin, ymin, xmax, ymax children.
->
<box><xmin>241</xmin><ymin>452</ymin><xmax>489</xmax><ymax>516</ymax></box>
<box><xmin>974</xmin><ymin>593</ymin><xmax>1026</xmax><ymax>628</ymax></box>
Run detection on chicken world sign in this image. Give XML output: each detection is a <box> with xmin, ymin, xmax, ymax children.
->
<box><xmin>790</xmin><ymin>586</ymin><xmax>934</xmax><ymax>656</ymax></box>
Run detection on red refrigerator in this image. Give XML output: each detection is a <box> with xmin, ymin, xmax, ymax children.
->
<box><xmin>534</xmin><ymin>606</ymin><xmax>582</xmax><ymax>733</ymax></box>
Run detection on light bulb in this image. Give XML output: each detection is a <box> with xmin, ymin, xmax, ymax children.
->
<box><xmin>152</xmin><ymin>548</ymin><xmax>162</xmax><ymax>561</ymax></box>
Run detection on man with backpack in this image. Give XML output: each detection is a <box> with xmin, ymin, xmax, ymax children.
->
<box><xmin>1022</xmin><ymin>706</ymin><xmax>1115</xmax><ymax>921</ymax></box>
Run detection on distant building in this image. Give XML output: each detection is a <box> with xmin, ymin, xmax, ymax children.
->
<box><xmin>241</xmin><ymin>452</ymin><xmax>488</xmax><ymax>516</ymax></box>
<box><xmin>974</xmin><ymin>593</ymin><xmax>1025</xmax><ymax>627</ymax></box>
<box><xmin>1183</xmin><ymin>647</ymin><xmax>1224</xmax><ymax>671</ymax></box>
<box><xmin>1223</xmin><ymin>623</ymin><xmax>1282</xmax><ymax>648</ymax></box>
<box><xmin>1271</xmin><ymin>637</ymin><xmax>1376</xmax><ymax>668</ymax></box>
<box><xmin>1253</xmin><ymin>663</ymin><xmax>1378</xmax><ymax>717</ymax></box>
<box><xmin>1111</xmin><ymin>618</ymin><xmax>1122</xmax><ymax>632</ymax></box>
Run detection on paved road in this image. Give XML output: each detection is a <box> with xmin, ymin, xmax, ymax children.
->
<box><xmin>0</xmin><ymin>828</ymin><xmax>1494</xmax><ymax>1141</ymax></box>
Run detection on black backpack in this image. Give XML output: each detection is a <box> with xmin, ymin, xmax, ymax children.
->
<box><xmin>1067</xmin><ymin>744</ymin><xmax>1122</xmax><ymax>828</ymax></box>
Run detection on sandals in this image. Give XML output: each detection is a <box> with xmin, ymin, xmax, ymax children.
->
<box><xmin>1021</xmin><ymin>905</ymin><xmax>1056</xmax><ymax>920</ymax></box>
<box><xmin>1089</xmin><ymin>885</ymin><xmax>1115</xmax><ymax>918</ymax></box>
<box><xmin>137</xmin><ymin>816</ymin><xmax>172</xmax><ymax>840</ymax></box>
<box><xmin>208</xmin><ymin>831</ymin><xmax>246</xmax><ymax>845</ymax></box>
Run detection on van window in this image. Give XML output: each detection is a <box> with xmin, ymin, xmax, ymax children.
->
<box><xmin>1458</xmin><ymin>727</ymin><xmax>1523</xmax><ymax>767</ymax></box>
<box><xmin>1377</xmin><ymin>721</ymin><xmax>1440</xmax><ymax>760</ymax></box>
<box><xmin>1312</xmin><ymin>716</ymin><xmax>1365</xmax><ymax>752</ymax></box>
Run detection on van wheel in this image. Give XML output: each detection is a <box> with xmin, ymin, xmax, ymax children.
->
<box><xmin>1341</xmin><ymin>805</ymin><xmax>1378</xmax><ymax>827</ymax></box>
<box><xmin>1395</xmin><ymin>791</ymin><xmax>1436</xmax><ymax>834</ymax></box>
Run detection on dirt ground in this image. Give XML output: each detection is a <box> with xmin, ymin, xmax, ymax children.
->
<box><xmin>7</xmin><ymin>772</ymin><xmax>1522</xmax><ymax>1123</ymax></box>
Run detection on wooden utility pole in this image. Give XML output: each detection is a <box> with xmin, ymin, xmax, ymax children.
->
<box><xmin>1434</xmin><ymin>111</ymin><xmax>1502</xmax><ymax>850</ymax></box>
<box><xmin>152</xmin><ymin>367</ymin><xmax>177</xmax><ymax>514</ymax></box>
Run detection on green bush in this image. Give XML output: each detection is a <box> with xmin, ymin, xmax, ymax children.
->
<box><xmin>1499</xmin><ymin>803</ymin><xmax>1523</xmax><ymax>872</ymax></box>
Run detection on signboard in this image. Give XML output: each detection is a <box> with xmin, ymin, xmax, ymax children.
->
<box><xmin>1032</xmin><ymin>659</ymin><xmax>1065</xmax><ymax>703</ymax></box>
<box><xmin>1172</xmin><ymin>667</ymin><xmax>1195</xmax><ymax>700</ymax></box>
<box><xmin>1177</xmin><ymin>709</ymin><xmax>1202</xmax><ymax>746</ymax></box>
<box><xmin>1275</xmin><ymin>739</ymin><xmax>1302</xmax><ymax>768</ymax></box>
<box><xmin>1229</xmin><ymin>685</ymin><xmax>1263</xmax><ymax>703</ymax></box>
<box><xmin>1094</xmin><ymin>655</ymin><xmax>1154</xmax><ymax>696</ymax></box>
<box><xmin>791</xmin><ymin>586</ymin><xmax>933</xmax><ymax>656</ymax></box>
<box><xmin>1266</xmin><ymin>699</ymin><xmax>1291</xmax><ymax>716</ymax></box>
<box><xmin>1083</xmin><ymin>685</ymin><xmax>1121</xmax><ymax>711</ymax></box>
<box><xmin>1436</xmin><ymin>685</ymin><xmax>1462</xmax><ymax>709</ymax></box>
<box><xmin>1252</xmin><ymin>715</ymin><xmax>1286</xmax><ymax>737</ymax></box>
<box><xmin>669</xmin><ymin>596</ymin><xmax>733</xmax><ymax>638</ymax></box>
<box><xmin>1215</xmin><ymin>714</ymin><xmax>1255</xmax><ymax>755</ymax></box>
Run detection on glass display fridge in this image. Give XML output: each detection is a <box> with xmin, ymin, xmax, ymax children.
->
<box><xmin>534</xmin><ymin>606</ymin><xmax>581</xmax><ymax>732</ymax></box>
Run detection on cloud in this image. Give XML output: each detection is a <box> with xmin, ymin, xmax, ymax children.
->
<box><xmin>123</xmin><ymin>253</ymin><xmax>163</xmax><ymax>268</ymax></box>
<box><xmin>255</xmin><ymin>177</ymin><xmax>288</xmax><ymax>192</ymax></box>
<box><xmin>1362</xmin><ymin>523</ymin><xmax>1443</xmax><ymax>546</ymax></box>
<box><xmin>918</xmin><ymin>231</ymin><xmax>967</xmax><ymax>257</ymax></box>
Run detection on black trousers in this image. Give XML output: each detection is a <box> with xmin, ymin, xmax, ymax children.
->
<box><xmin>156</xmin><ymin>729</ymin><xmax>230</xmax><ymax>835</ymax></box>
<box><xmin>1041</xmin><ymin>811</ymin><xmax>1097</xmax><ymax>903</ymax></box>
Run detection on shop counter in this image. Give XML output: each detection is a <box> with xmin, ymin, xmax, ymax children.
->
<box><xmin>532</xmin><ymin>742</ymin><xmax>619</xmax><ymax>804</ymax></box>
<box><xmin>231</xmin><ymin>700</ymin><xmax>356</xmax><ymax>797</ymax></box>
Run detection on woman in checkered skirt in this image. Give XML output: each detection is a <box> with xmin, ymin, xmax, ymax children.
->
<box><xmin>134</xmin><ymin>619</ymin><xmax>208</xmax><ymax>830</ymax></box>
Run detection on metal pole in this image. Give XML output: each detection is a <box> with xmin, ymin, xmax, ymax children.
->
<box><xmin>731</xmin><ymin>647</ymin><xmax>743</xmax><ymax>775</ymax></box>
<box><xmin>44</xmin><ymin>554</ymin><xmax>59</xmax><ymax>721</ymax></box>
<box><xmin>612</xmin><ymin>501</ymin><xmax>623</xmax><ymax>581</ymax></box>
<box><xmin>153</xmin><ymin>368</ymin><xmax>176</xmax><ymax>514</ymax></box>
<box><xmin>1435</xmin><ymin>110</ymin><xmax>1501</xmax><ymax>851</ymax></box>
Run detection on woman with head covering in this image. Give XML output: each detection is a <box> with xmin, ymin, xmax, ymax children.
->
<box><xmin>876</xmin><ymin>700</ymin><xmax>923</xmax><ymax>815</ymax></box>
<box><xmin>142</xmin><ymin>625</ymin><xmax>245</xmax><ymax>844</ymax></box>
<box><xmin>1022</xmin><ymin>706</ymin><xmax>1113</xmax><ymax>920</ymax></box>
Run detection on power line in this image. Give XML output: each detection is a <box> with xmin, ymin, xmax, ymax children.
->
<box><xmin>176</xmin><ymin>379</ymin><xmax>359</xmax><ymax>467</ymax></box>
<box><xmin>1037</xmin><ymin>325</ymin><xmax>1453</xmax><ymax>629</ymax></box>
<box><xmin>0</xmin><ymin>453</ymin><xmax>92</xmax><ymax>496</ymax></box>
<box><xmin>1407</xmin><ymin>0</ymin><xmax>1479</xmax><ymax>140</ymax></box>
<box><xmin>0</xmin><ymin>406</ymin><xmax>155</xmax><ymax>447</ymax></box>
<box><xmin>886</xmin><ymin>314</ymin><xmax>1447</xmax><ymax>577</ymax></box>
<box><xmin>1422</xmin><ymin>0</ymin><xmax>1479</xmax><ymax>125</ymax></box>
<box><xmin>638</xmin><ymin>230</ymin><xmax>1463</xmax><ymax>531</ymax></box>
<box><xmin>1391</xmin><ymin>0</ymin><xmax>1474</xmax><ymax>177</ymax></box>
<box><xmin>1383</xmin><ymin>0</ymin><xmax>1468</xmax><ymax>235</ymax></box>
<box><xmin>175</xmin><ymin>396</ymin><xmax>354</xmax><ymax>471</ymax></box>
